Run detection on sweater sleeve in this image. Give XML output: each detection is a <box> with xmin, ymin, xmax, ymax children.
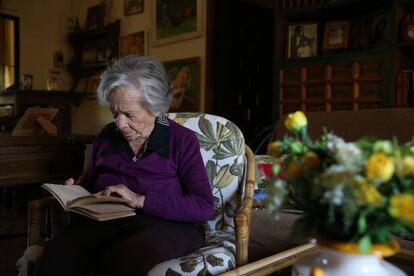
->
<box><xmin>143</xmin><ymin>132</ymin><xmax>215</xmax><ymax>222</ymax></box>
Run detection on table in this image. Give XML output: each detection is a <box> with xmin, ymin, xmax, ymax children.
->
<box><xmin>222</xmin><ymin>243</ymin><xmax>414</xmax><ymax>275</ymax></box>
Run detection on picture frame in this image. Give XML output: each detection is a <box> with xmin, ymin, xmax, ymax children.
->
<box><xmin>120</xmin><ymin>30</ymin><xmax>146</xmax><ymax>57</ymax></box>
<box><xmin>21</xmin><ymin>74</ymin><xmax>33</xmax><ymax>90</ymax></box>
<box><xmin>11</xmin><ymin>107</ymin><xmax>59</xmax><ymax>136</ymax></box>
<box><xmin>323</xmin><ymin>21</ymin><xmax>351</xmax><ymax>50</ymax></box>
<box><xmin>86</xmin><ymin>75</ymin><xmax>101</xmax><ymax>94</ymax></box>
<box><xmin>163</xmin><ymin>57</ymin><xmax>200</xmax><ymax>112</ymax></box>
<box><xmin>85</xmin><ymin>3</ymin><xmax>105</xmax><ymax>31</ymax></box>
<box><xmin>125</xmin><ymin>0</ymin><xmax>144</xmax><ymax>16</ymax></box>
<box><xmin>287</xmin><ymin>22</ymin><xmax>318</xmax><ymax>59</ymax></box>
<box><xmin>151</xmin><ymin>0</ymin><xmax>203</xmax><ymax>46</ymax></box>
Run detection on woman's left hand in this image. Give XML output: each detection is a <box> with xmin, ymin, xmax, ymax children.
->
<box><xmin>95</xmin><ymin>184</ymin><xmax>145</xmax><ymax>209</ymax></box>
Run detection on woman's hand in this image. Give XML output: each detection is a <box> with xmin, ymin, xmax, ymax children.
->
<box><xmin>65</xmin><ymin>178</ymin><xmax>75</xmax><ymax>185</ymax></box>
<box><xmin>96</xmin><ymin>184</ymin><xmax>145</xmax><ymax>209</ymax></box>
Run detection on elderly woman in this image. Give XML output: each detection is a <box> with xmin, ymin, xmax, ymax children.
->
<box><xmin>35</xmin><ymin>56</ymin><xmax>214</xmax><ymax>276</ymax></box>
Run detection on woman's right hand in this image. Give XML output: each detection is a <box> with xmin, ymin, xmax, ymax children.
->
<box><xmin>65</xmin><ymin>178</ymin><xmax>75</xmax><ymax>185</ymax></box>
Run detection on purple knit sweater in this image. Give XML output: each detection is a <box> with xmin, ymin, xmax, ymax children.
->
<box><xmin>81</xmin><ymin>117</ymin><xmax>214</xmax><ymax>222</ymax></box>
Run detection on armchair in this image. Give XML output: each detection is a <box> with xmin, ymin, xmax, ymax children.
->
<box><xmin>21</xmin><ymin>113</ymin><xmax>255</xmax><ymax>275</ymax></box>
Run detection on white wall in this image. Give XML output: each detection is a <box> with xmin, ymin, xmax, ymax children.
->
<box><xmin>70</xmin><ymin>0</ymin><xmax>207</xmax><ymax>135</ymax></box>
<box><xmin>0</xmin><ymin>0</ymin><xmax>72</xmax><ymax>90</ymax></box>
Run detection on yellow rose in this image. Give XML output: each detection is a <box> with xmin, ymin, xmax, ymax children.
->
<box><xmin>267</xmin><ymin>141</ymin><xmax>282</xmax><ymax>158</ymax></box>
<box><xmin>356</xmin><ymin>182</ymin><xmax>382</xmax><ymax>206</ymax></box>
<box><xmin>402</xmin><ymin>156</ymin><xmax>414</xmax><ymax>176</ymax></box>
<box><xmin>286</xmin><ymin>162</ymin><xmax>301</xmax><ymax>179</ymax></box>
<box><xmin>365</xmin><ymin>153</ymin><xmax>395</xmax><ymax>182</ymax></box>
<box><xmin>284</xmin><ymin>111</ymin><xmax>308</xmax><ymax>132</ymax></box>
<box><xmin>302</xmin><ymin>152</ymin><xmax>320</xmax><ymax>171</ymax></box>
<box><xmin>389</xmin><ymin>194</ymin><xmax>414</xmax><ymax>223</ymax></box>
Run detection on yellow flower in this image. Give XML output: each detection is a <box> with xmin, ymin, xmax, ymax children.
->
<box><xmin>365</xmin><ymin>153</ymin><xmax>395</xmax><ymax>182</ymax></box>
<box><xmin>356</xmin><ymin>181</ymin><xmax>382</xmax><ymax>206</ymax></box>
<box><xmin>286</xmin><ymin>162</ymin><xmax>301</xmax><ymax>179</ymax></box>
<box><xmin>302</xmin><ymin>152</ymin><xmax>320</xmax><ymax>171</ymax></box>
<box><xmin>284</xmin><ymin>111</ymin><xmax>307</xmax><ymax>132</ymax></box>
<box><xmin>389</xmin><ymin>194</ymin><xmax>414</xmax><ymax>223</ymax></box>
<box><xmin>267</xmin><ymin>141</ymin><xmax>282</xmax><ymax>158</ymax></box>
<box><xmin>402</xmin><ymin>156</ymin><xmax>414</xmax><ymax>176</ymax></box>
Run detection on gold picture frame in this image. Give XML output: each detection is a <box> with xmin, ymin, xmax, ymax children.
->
<box><xmin>151</xmin><ymin>0</ymin><xmax>203</xmax><ymax>47</ymax></box>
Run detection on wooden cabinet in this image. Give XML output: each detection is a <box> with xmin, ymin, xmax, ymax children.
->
<box><xmin>68</xmin><ymin>20</ymin><xmax>120</xmax><ymax>94</ymax></box>
<box><xmin>274</xmin><ymin>0</ymin><xmax>410</xmax><ymax>116</ymax></box>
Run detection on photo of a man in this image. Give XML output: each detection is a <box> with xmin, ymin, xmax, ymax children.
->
<box><xmin>288</xmin><ymin>23</ymin><xmax>317</xmax><ymax>58</ymax></box>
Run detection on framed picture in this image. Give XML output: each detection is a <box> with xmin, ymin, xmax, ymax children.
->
<box><xmin>164</xmin><ymin>57</ymin><xmax>200</xmax><ymax>112</ymax></box>
<box><xmin>85</xmin><ymin>3</ymin><xmax>105</xmax><ymax>31</ymax></box>
<box><xmin>287</xmin><ymin>23</ymin><xmax>318</xmax><ymax>58</ymax></box>
<box><xmin>151</xmin><ymin>0</ymin><xmax>203</xmax><ymax>46</ymax></box>
<box><xmin>11</xmin><ymin>107</ymin><xmax>59</xmax><ymax>136</ymax></box>
<box><xmin>125</xmin><ymin>0</ymin><xmax>144</xmax><ymax>16</ymax></box>
<box><xmin>369</xmin><ymin>13</ymin><xmax>390</xmax><ymax>48</ymax></box>
<box><xmin>21</xmin><ymin>74</ymin><xmax>33</xmax><ymax>90</ymax></box>
<box><xmin>120</xmin><ymin>31</ymin><xmax>146</xmax><ymax>57</ymax></box>
<box><xmin>86</xmin><ymin>75</ymin><xmax>101</xmax><ymax>94</ymax></box>
<box><xmin>323</xmin><ymin>21</ymin><xmax>351</xmax><ymax>50</ymax></box>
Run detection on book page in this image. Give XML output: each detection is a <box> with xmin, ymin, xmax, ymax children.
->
<box><xmin>41</xmin><ymin>183</ymin><xmax>91</xmax><ymax>209</ymax></box>
<box><xmin>69</xmin><ymin>208</ymin><xmax>135</xmax><ymax>221</ymax></box>
<box><xmin>68</xmin><ymin>194</ymin><xmax>131</xmax><ymax>208</ymax></box>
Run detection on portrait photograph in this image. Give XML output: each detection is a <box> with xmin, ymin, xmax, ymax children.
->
<box><xmin>151</xmin><ymin>0</ymin><xmax>203</xmax><ymax>46</ymax></box>
<box><xmin>163</xmin><ymin>57</ymin><xmax>200</xmax><ymax>112</ymax></box>
<box><xmin>120</xmin><ymin>31</ymin><xmax>146</xmax><ymax>57</ymax></box>
<box><xmin>287</xmin><ymin>23</ymin><xmax>318</xmax><ymax>58</ymax></box>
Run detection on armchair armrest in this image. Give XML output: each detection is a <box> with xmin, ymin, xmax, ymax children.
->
<box><xmin>27</xmin><ymin>196</ymin><xmax>63</xmax><ymax>247</ymax></box>
<box><xmin>235</xmin><ymin>145</ymin><xmax>256</xmax><ymax>266</ymax></box>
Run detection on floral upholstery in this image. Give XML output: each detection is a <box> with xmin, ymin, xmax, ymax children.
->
<box><xmin>148</xmin><ymin>113</ymin><xmax>246</xmax><ymax>275</ymax></box>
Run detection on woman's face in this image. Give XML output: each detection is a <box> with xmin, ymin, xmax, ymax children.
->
<box><xmin>109</xmin><ymin>88</ymin><xmax>156</xmax><ymax>142</ymax></box>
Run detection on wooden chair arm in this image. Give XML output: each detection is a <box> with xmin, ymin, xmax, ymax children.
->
<box><xmin>235</xmin><ymin>145</ymin><xmax>256</xmax><ymax>266</ymax></box>
<box><xmin>27</xmin><ymin>196</ymin><xmax>60</xmax><ymax>247</ymax></box>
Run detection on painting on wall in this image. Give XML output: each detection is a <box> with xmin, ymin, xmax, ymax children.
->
<box><xmin>151</xmin><ymin>0</ymin><xmax>203</xmax><ymax>46</ymax></box>
<box><xmin>164</xmin><ymin>57</ymin><xmax>200</xmax><ymax>112</ymax></box>
<box><xmin>120</xmin><ymin>31</ymin><xmax>146</xmax><ymax>57</ymax></box>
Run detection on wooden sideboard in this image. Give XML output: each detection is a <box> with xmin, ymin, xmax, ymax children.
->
<box><xmin>0</xmin><ymin>134</ymin><xmax>92</xmax><ymax>187</ymax></box>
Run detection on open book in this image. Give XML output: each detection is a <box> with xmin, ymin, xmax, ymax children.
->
<box><xmin>42</xmin><ymin>183</ymin><xmax>135</xmax><ymax>221</ymax></box>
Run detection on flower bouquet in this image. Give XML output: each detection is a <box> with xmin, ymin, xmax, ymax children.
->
<box><xmin>267</xmin><ymin>111</ymin><xmax>414</xmax><ymax>254</ymax></box>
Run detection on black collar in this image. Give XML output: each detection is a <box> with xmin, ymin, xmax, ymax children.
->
<box><xmin>104</xmin><ymin>115</ymin><xmax>169</xmax><ymax>159</ymax></box>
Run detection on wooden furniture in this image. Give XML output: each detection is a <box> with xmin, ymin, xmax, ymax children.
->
<box><xmin>221</xmin><ymin>243</ymin><xmax>414</xmax><ymax>276</ymax></box>
<box><xmin>0</xmin><ymin>90</ymin><xmax>73</xmax><ymax>134</ymax></box>
<box><xmin>0</xmin><ymin>134</ymin><xmax>88</xmax><ymax>187</ymax></box>
<box><xmin>68</xmin><ymin>20</ymin><xmax>120</xmax><ymax>95</ymax></box>
<box><xmin>274</xmin><ymin>0</ymin><xmax>414</xmax><ymax>117</ymax></box>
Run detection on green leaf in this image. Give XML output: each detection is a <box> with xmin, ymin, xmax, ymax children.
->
<box><xmin>197</xmin><ymin>267</ymin><xmax>212</xmax><ymax>276</ymax></box>
<box><xmin>224</xmin><ymin>201</ymin><xmax>236</xmax><ymax>217</ymax></box>
<box><xmin>213</xmin><ymin>165</ymin><xmax>236</xmax><ymax>188</ymax></box>
<box><xmin>206</xmin><ymin>255</ymin><xmax>224</xmax><ymax>267</ymax></box>
<box><xmin>166</xmin><ymin>268</ymin><xmax>183</xmax><ymax>276</ymax></box>
<box><xmin>358</xmin><ymin>214</ymin><xmax>367</xmax><ymax>234</ymax></box>
<box><xmin>198</xmin><ymin>115</ymin><xmax>216</xmax><ymax>141</ymax></box>
<box><xmin>213</xmin><ymin>146</ymin><xmax>234</xmax><ymax>160</ymax></box>
<box><xmin>205</xmin><ymin>160</ymin><xmax>217</xmax><ymax>185</ymax></box>
<box><xmin>358</xmin><ymin>235</ymin><xmax>372</xmax><ymax>254</ymax></box>
<box><xmin>215</xmin><ymin>218</ymin><xmax>227</xmax><ymax>230</ymax></box>
<box><xmin>195</xmin><ymin>133</ymin><xmax>218</xmax><ymax>151</ymax></box>
<box><xmin>179</xmin><ymin>258</ymin><xmax>199</xmax><ymax>273</ymax></box>
<box><xmin>216</xmin><ymin>122</ymin><xmax>232</xmax><ymax>142</ymax></box>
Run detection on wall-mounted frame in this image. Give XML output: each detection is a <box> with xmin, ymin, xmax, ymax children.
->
<box><xmin>85</xmin><ymin>3</ymin><xmax>105</xmax><ymax>31</ymax></box>
<box><xmin>323</xmin><ymin>21</ymin><xmax>351</xmax><ymax>50</ymax></box>
<box><xmin>287</xmin><ymin>22</ymin><xmax>318</xmax><ymax>58</ymax></box>
<box><xmin>12</xmin><ymin>107</ymin><xmax>59</xmax><ymax>136</ymax></box>
<box><xmin>120</xmin><ymin>30</ymin><xmax>146</xmax><ymax>57</ymax></box>
<box><xmin>86</xmin><ymin>74</ymin><xmax>101</xmax><ymax>94</ymax></box>
<box><xmin>125</xmin><ymin>0</ymin><xmax>144</xmax><ymax>16</ymax></box>
<box><xmin>163</xmin><ymin>57</ymin><xmax>200</xmax><ymax>112</ymax></box>
<box><xmin>151</xmin><ymin>0</ymin><xmax>203</xmax><ymax>46</ymax></box>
